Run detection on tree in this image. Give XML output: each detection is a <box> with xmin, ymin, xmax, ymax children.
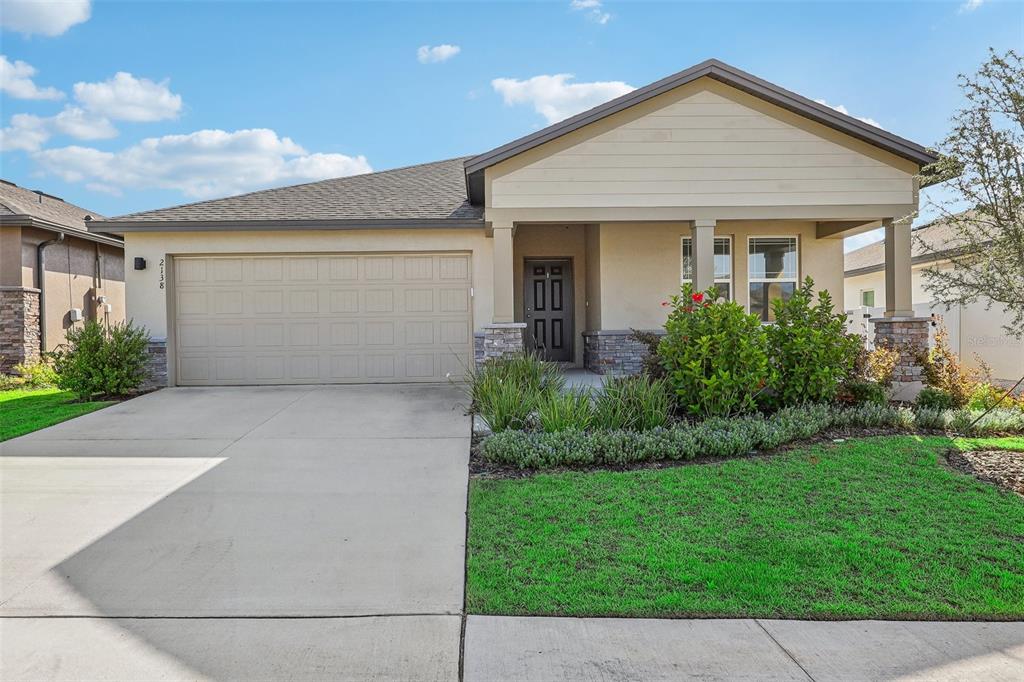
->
<box><xmin>918</xmin><ymin>49</ymin><xmax>1024</xmax><ymax>336</ymax></box>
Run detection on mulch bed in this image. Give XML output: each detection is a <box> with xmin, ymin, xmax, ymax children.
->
<box><xmin>947</xmin><ymin>449</ymin><xmax>1024</xmax><ymax>497</ymax></box>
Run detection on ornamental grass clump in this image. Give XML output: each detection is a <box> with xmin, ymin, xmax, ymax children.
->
<box><xmin>592</xmin><ymin>375</ymin><xmax>673</xmax><ymax>431</ymax></box>
<box><xmin>657</xmin><ymin>284</ymin><xmax>773</xmax><ymax>418</ymax></box>
<box><xmin>536</xmin><ymin>388</ymin><xmax>594</xmax><ymax>433</ymax></box>
<box><xmin>469</xmin><ymin>352</ymin><xmax>564</xmax><ymax>432</ymax></box>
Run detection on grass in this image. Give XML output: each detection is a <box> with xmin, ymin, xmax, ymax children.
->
<box><xmin>0</xmin><ymin>388</ymin><xmax>114</xmax><ymax>441</ymax></box>
<box><xmin>467</xmin><ymin>435</ymin><xmax>1024</xmax><ymax>620</ymax></box>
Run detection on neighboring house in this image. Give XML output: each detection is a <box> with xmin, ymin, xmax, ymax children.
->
<box><xmin>88</xmin><ymin>59</ymin><xmax>937</xmax><ymax>387</ymax></box>
<box><xmin>0</xmin><ymin>180</ymin><xmax>126</xmax><ymax>373</ymax></box>
<box><xmin>845</xmin><ymin>214</ymin><xmax>1023</xmax><ymax>383</ymax></box>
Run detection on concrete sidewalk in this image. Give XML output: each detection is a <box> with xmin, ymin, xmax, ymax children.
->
<box><xmin>464</xmin><ymin>616</ymin><xmax>1024</xmax><ymax>681</ymax></box>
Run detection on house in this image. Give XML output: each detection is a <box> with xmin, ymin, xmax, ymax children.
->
<box><xmin>0</xmin><ymin>180</ymin><xmax>125</xmax><ymax>373</ymax></box>
<box><xmin>845</xmin><ymin>213</ymin><xmax>1023</xmax><ymax>383</ymax></box>
<box><xmin>87</xmin><ymin>59</ymin><xmax>938</xmax><ymax>387</ymax></box>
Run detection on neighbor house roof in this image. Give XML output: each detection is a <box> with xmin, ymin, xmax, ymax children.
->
<box><xmin>463</xmin><ymin>59</ymin><xmax>941</xmax><ymax>205</ymax></box>
<box><xmin>0</xmin><ymin>179</ymin><xmax>122</xmax><ymax>247</ymax></box>
<box><xmin>844</xmin><ymin>214</ymin><xmax>968</xmax><ymax>276</ymax></box>
<box><xmin>94</xmin><ymin>157</ymin><xmax>484</xmax><ymax>232</ymax></box>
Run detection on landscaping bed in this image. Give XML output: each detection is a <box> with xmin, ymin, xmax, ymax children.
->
<box><xmin>948</xmin><ymin>447</ymin><xmax>1024</xmax><ymax>497</ymax></box>
<box><xmin>467</xmin><ymin>435</ymin><xmax>1024</xmax><ymax>620</ymax></box>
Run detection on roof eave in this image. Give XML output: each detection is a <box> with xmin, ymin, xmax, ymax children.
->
<box><xmin>87</xmin><ymin>217</ymin><xmax>487</xmax><ymax>233</ymax></box>
<box><xmin>1</xmin><ymin>215</ymin><xmax>123</xmax><ymax>247</ymax></box>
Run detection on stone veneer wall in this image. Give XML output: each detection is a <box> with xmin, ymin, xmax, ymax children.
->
<box><xmin>476</xmin><ymin>324</ymin><xmax>526</xmax><ymax>367</ymax></box>
<box><xmin>0</xmin><ymin>287</ymin><xmax>41</xmax><ymax>373</ymax></box>
<box><xmin>583</xmin><ymin>330</ymin><xmax>663</xmax><ymax>375</ymax></box>
<box><xmin>141</xmin><ymin>339</ymin><xmax>169</xmax><ymax>391</ymax></box>
<box><xmin>871</xmin><ymin>317</ymin><xmax>930</xmax><ymax>386</ymax></box>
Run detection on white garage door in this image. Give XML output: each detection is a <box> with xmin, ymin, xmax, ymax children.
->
<box><xmin>173</xmin><ymin>253</ymin><xmax>473</xmax><ymax>385</ymax></box>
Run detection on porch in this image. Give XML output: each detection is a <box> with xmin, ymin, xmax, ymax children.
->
<box><xmin>481</xmin><ymin>217</ymin><xmax>919</xmax><ymax>374</ymax></box>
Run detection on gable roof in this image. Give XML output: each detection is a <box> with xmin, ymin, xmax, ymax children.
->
<box><xmin>844</xmin><ymin>213</ymin><xmax>968</xmax><ymax>276</ymax></box>
<box><xmin>463</xmin><ymin>59</ymin><xmax>940</xmax><ymax>205</ymax></box>
<box><xmin>93</xmin><ymin>157</ymin><xmax>484</xmax><ymax>231</ymax></box>
<box><xmin>0</xmin><ymin>179</ymin><xmax>122</xmax><ymax>247</ymax></box>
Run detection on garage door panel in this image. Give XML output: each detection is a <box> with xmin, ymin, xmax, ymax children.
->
<box><xmin>174</xmin><ymin>253</ymin><xmax>472</xmax><ymax>385</ymax></box>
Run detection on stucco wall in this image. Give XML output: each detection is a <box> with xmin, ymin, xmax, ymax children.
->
<box><xmin>512</xmin><ymin>224</ymin><xmax>588</xmax><ymax>365</ymax></box>
<box><xmin>123</xmin><ymin>229</ymin><xmax>494</xmax><ymax>344</ymax></box>
<box><xmin>596</xmin><ymin>220</ymin><xmax>843</xmax><ymax>330</ymax></box>
<box><xmin>4</xmin><ymin>226</ymin><xmax>126</xmax><ymax>352</ymax></box>
<box><xmin>487</xmin><ymin>78</ymin><xmax>917</xmax><ymax>217</ymax></box>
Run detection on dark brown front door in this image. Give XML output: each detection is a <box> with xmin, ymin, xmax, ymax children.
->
<box><xmin>524</xmin><ymin>259</ymin><xmax>573</xmax><ymax>362</ymax></box>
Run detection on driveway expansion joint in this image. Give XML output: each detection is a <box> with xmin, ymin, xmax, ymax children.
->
<box><xmin>755</xmin><ymin>618</ymin><xmax>816</xmax><ymax>681</ymax></box>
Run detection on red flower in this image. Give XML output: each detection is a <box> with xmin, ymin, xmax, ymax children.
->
<box><xmin>661</xmin><ymin>301</ymin><xmax>669</xmax><ymax>307</ymax></box>
<box><xmin>691</xmin><ymin>292</ymin><xmax>704</xmax><ymax>303</ymax></box>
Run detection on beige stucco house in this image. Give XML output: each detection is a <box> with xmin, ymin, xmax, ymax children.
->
<box><xmin>0</xmin><ymin>180</ymin><xmax>126</xmax><ymax>373</ymax></box>
<box><xmin>845</xmin><ymin>214</ymin><xmax>1023</xmax><ymax>383</ymax></box>
<box><xmin>88</xmin><ymin>59</ymin><xmax>937</xmax><ymax>387</ymax></box>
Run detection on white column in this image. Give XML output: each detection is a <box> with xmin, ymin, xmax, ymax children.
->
<box><xmin>691</xmin><ymin>219</ymin><xmax>716</xmax><ymax>292</ymax></box>
<box><xmin>492</xmin><ymin>223</ymin><xmax>515</xmax><ymax>323</ymax></box>
<box><xmin>883</xmin><ymin>217</ymin><xmax>914</xmax><ymax>317</ymax></box>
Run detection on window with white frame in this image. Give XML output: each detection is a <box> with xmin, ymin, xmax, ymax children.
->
<box><xmin>748</xmin><ymin>236</ymin><xmax>798</xmax><ymax>322</ymax></box>
<box><xmin>681</xmin><ymin>236</ymin><xmax>732</xmax><ymax>300</ymax></box>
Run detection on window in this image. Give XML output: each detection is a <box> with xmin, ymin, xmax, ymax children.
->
<box><xmin>681</xmin><ymin>236</ymin><xmax>732</xmax><ymax>300</ymax></box>
<box><xmin>860</xmin><ymin>289</ymin><xmax>875</xmax><ymax>307</ymax></box>
<box><xmin>748</xmin><ymin>237</ymin><xmax>798</xmax><ymax>322</ymax></box>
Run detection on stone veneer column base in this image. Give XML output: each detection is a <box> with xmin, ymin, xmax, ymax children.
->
<box><xmin>141</xmin><ymin>339</ymin><xmax>169</xmax><ymax>391</ymax></box>
<box><xmin>870</xmin><ymin>316</ymin><xmax>931</xmax><ymax>401</ymax></box>
<box><xmin>476</xmin><ymin>323</ymin><xmax>526</xmax><ymax>367</ymax></box>
<box><xmin>0</xmin><ymin>286</ymin><xmax>41</xmax><ymax>374</ymax></box>
<box><xmin>583</xmin><ymin>329</ymin><xmax>663</xmax><ymax>375</ymax></box>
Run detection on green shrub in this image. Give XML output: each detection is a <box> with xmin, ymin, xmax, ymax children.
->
<box><xmin>12</xmin><ymin>360</ymin><xmax>59</xmax><ymax>388</ymax></box>
<box><xmin>949</xmin><ymin>408</ymin><xmax>1024</xmax><ymax>436</ymax></box>
<box><xmin>629</xmin><ymin>329</ymin><xmax>666</xmax><ymax>380</ymax></box>
<box><xmin>537</xmin><ymin>388</ymin><xmax>594</xmax><ymax>432</ymax></box>
<box><xmin>51</xmin><ymin>320</ymin><xmax>150</xmax><ymax>399</ymax></box>
<box><xmin>967</xmin><ymin>383</ymin><xmax>1024</xmax><ymax>412</ymax></box>
<box><xmin>469</xmin><ymin>352</ymin><xmax>563</xmax><ymax>432</ymax></box>
<box><xmin>766</xmin><ymin>277</ymin><xmax>860</xmax><ymax>407</ymax></box>
<box><xmin>658</xmin><ymin>284</ymin><xmax>773</xmax><ymax>418</ymax></box>
<box><xmin>837</xmin><ymin>379</ymin><xmax>888</xmax><ymax>406</ymax></box>
<box><xmin>917</xmin><ymin>324</ymin><xmax>975</xmax><ymax>407</ymax></box>
<box><xmin>913</xmin><ymin>407</ymin><xmax>949</xmax><ymax>430</ymax></box>
<box><xmin>592</xmin><ymin>375</ymin><xmax>673</xmax><ymax>431</ymax></box>
<box><xmin>916</xmin><ymin>387</ymin><xmax>957</xmax><ymax>410</ymax></box>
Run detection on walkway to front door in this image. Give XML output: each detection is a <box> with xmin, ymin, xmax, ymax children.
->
<box><xmin>524</xmin><ymin>258</ymin><xmax>573</xmax><ymax>362</ymax></box>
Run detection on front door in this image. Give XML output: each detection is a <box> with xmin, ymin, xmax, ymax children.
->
<box><xmin>524</xmin><ymin>259</ymin><xmax>573</xmax><ymax>362</ymax></box>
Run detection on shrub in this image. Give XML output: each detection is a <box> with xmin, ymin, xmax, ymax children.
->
<box><xmin>967</xmin><ymin>383</ymin><xmax>1024</xmax><ymax>412</ymax></box>
<box><xmin>629</xmin><ymin>329</ymin><xmax>666</xmax><ymax>380</ymax></box>
<box><xmin>767</xmin><ymin>277</ymin><xmax>860</xmax><ymax>406</ymax></box>
<box><xmin>12</xmin><ymin>360</ymin><xmax>59</xmax><ymax>388</ymax></box>
<box><xmin>837</xmin><ymin>379</ymin><xmax>888</xmax><ymax>406</ymax></box>
<box><xmin>917</xmin><ymin>324</ymin><xmax>975</xmax><ymax>407</ymax></box>
<box><xmin>916</xmin><ymin>387</ymin><xmax>957</xmax><ymax>410</ymax></box>
<box><xmin>469</xmin><ymin>352</ymin><xmax>563</xmax><ymax>432</ymax></box>
<box><xmin>949</xmin><ymin>408</ymin><xmax>1024</xmax><ymax>436</ymax></box>
<box><xmin>592</xmin><ymin>375</ymin><xmax>673</xmax><ymax>431</ymax></box>
<box><xmin>52</xmin><ymin>320</ymin><xmax>150</xmax><ymax>399</ymax></box>
<box><xmin>537</xmin><ymin>388</ymin><xmax>594</xmax><ymax>432</ymax></box>
<box><xmin>658</xmin><ymin>284</ymin><xmax>773</xmax><ymax>418</ymax></box>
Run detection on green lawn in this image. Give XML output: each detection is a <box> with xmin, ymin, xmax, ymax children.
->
<box><xmin>467</xmin><ymin>435</ymin><xmax>1024</xmax><ymax>620</ymax></box>
<box><xmin>0</xmin><ymin>388</ymin><xmax>114</xmax><ymax>441</ymax></box>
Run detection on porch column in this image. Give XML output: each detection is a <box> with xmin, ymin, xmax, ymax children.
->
<box><xmin>883</xmin><ymin>217</ymin><xmax>914</xmax><ymax>317</ymax></box>
<box><xmin>479</xmin><ymin>221</ymin><xmax>525</xmax><ymax>366</ymax></box>
<box><xmin>492</xmin><ymin>223</ymin><xmax>515</xmax><ymax>323</ymax></box>
<box><xmin>691</xmin><ymin>219</ymin><xmax>716</xmax><ymax>291</ymax></box>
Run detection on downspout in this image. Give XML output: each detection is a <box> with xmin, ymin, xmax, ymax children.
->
<box><xmin>36</xmin><ymin>232</ymin><xmax>64</xmax><ymax>353</ymax></box>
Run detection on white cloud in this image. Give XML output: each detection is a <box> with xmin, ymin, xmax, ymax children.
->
<box><xmin>32</xmin><ymin>128</ymin><xmax>373</xmax><ymax>199</ymax></box>
<box><xmin>492</xmin><ymin>73</ymin><xmax>634</xmax><ymax>124</ymax></box>
<box><xmin>959</xmin><ymin>0</ymin><xmax>984</xmax><ymax>12</ymax></box>
<box><xmin>0</xmin><ymin>106</ymin><xmax>114</xmax><ymax>151</ymax></box>
<box><xmin>814</xmin><ymin>99</ymin><xmax>881</xmax><ymax>128</ymax></box>
<box><xmin>570</xmin><ymin>0</ymin><xmax>611</xmax><ymax>24</ymax></box>
<box><xmin>0</xmin><ymin>0</ymin><xmax>91</xmax><ymax>36</ymax></box>
<box><xmin>0</xmin><ymin>55</ymin><xmax>63</xmax><ymax>100</ymax></box>
<box><xmin>73</xmin><ymin>72</ymin><xmax>182</xmax><ymax>122</ymax></box>
<box><xmin>0</xmin><ymin>113</ymin><xmax>50</xmax><ymax>151</ymax></box>
<box><xmin>417</xmin><ymin>44</ymin><xmax>461</xmax><ymax>64</ymax></box>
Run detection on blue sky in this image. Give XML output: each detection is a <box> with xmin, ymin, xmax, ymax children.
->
<box><xmin>1</xmin><ymin>0</ymin><xmax>1020</xmax><ymax>249</ymax></box>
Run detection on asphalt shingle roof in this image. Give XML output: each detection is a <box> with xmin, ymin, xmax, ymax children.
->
<box><xmin>0</xmin><ymin>179</ymin><xmax>106</xmax><ymax>231</ymax></box>
<box><xmin>844</xmin><ymin>214</ymin><xmax>967</xmax><ymax>273</ymax></box>
<box><xmin>105</xmin><ymin>157</ymin><xmax>482</xmax><ymax>225</ymax></box>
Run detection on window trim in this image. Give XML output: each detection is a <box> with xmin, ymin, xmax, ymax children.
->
<box><xmin>860</xmin><ymin>289</ymin><xmax>876</xmax><ymax>308</ymax></box>
<box><xmin>746</xmin><ymin>235</ymin><xmax>800</xmax><ymax>318</ymax></box>
<box><xmin>680</xmin><ymin>234</ymin><xmax>733</xmax><ymax>300</ymax></box>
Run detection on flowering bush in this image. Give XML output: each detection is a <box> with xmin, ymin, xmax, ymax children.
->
<box><xmin>657</xmin><ymin>284</ymin><xmax>773</xmax><ymax>418</ymax></box>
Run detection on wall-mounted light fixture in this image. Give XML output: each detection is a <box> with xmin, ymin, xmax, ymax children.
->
<box><xmin>134</xmin><ymin>257</ymin><xmax>147</xmax><ymax>270</ymax></box>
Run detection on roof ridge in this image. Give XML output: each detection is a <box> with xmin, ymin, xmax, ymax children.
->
<box><xmin>112</xmin><ymin>156</ymin><xmax>475</xmax><ymax>220</ymax></box>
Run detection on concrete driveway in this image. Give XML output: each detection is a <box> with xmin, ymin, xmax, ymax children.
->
<box><xmin>0</xmin><ymin>384</ymin><xmax>469</xmax><ymax>680</ymax></box>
